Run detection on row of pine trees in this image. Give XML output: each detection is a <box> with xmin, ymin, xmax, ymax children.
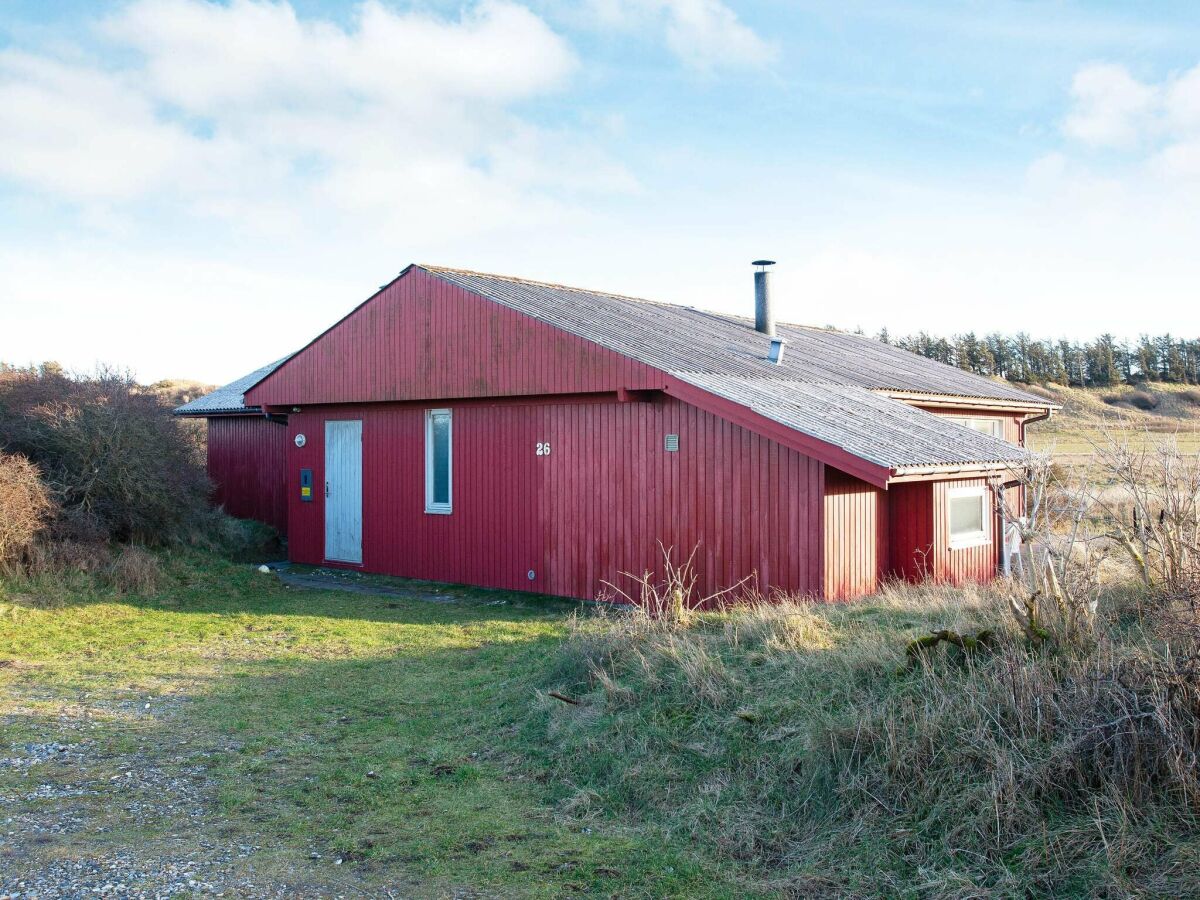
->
<box><xmin>871</xmin><ymin>330</ymin><xmax>1200</xmax><ymax>387</ymax></box>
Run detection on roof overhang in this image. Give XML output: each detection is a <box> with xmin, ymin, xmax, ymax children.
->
<box><xmin>887</xmin><ymin>462</ymin><xmax>1030</xmax><ymax>484</ymax></box>
<box><xmin>664</xmin><ymin>378</ymin><xmax>1036</xmax><ymax>490</ymax></box>
<box><xmin>879</xmin><ymin>389</ymin><xmax>1060</xmax><ymax>413</ymax></box>
<box><xmin>173</xmin><ymin>408</ymin><xmax>265</xmax><ymax>418</ymax></box>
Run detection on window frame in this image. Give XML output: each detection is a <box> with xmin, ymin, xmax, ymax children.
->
<box><xmin>948</xmin><ymin>415</ymin><xmax>1006</xmax><ymax>440</ymax></box>
<box><xmin>947</xmin><ymin>485</ymin><xmax>990</xmax><ymax>549</ymax></box>
<box><xmin>424</xmin><ymin>408</ymin><xmax>453</xmax><ymax>515</ymax></box>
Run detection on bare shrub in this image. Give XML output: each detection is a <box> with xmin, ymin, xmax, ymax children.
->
<box><xmin>106</xmin><ymin>545</ymin><xmax>162</xmax><ymax>594</ymax></box>
<box><xmin>0</xmin><ymin>365</ymin><xmax>211</xmax><ymax>544</ymax></box>
<box><xmin>601</xmin><ymin>544</ymin><xmax>753</xmax><ymax>627</ymax></box>
<box><xmin>1089</xmin><ymin>433</ymin><xmax>1200</xmax><ymax>594</ymax></box>
<box><xmin>1127</xmin><ymin>391</ymin><xmax>1162</xmax><ymax>411</ymax></box>
<box><xmin>997</xmin><ymin>454</ymin><xmax>1103</xmax><ymax>646</ymax></box>
<box><xmin>0</xmin><ymin>452</ymin><xmax>56</xmax><ymax>572</ymax></box>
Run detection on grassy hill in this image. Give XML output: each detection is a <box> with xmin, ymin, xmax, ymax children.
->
<box><xmin>1022</xmin><ymin>382</ymin><xmax>1200</xmax><ymax>457</ymax></box>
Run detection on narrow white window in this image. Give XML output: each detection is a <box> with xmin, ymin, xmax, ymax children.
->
<box><xmin>425</xmin><ymin>409</ymin><xmax>452</xmax><ymax>514</ymax></box>
<box><xmin>948</xmin><ymin>486</ymin><xmax>989</xmax><ymax>548</ymax></box>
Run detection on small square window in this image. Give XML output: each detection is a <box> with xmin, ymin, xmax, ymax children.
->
<box><xmin>948</xmin><ymin>486</ymin><xmax>989</xmax><ymax>548</ymax></box>
<box><xmin>664</xmin><ymin>433</ymin><xmax>679</xmax><ymax>452</ymax></box>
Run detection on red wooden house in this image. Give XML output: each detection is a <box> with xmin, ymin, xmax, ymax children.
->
<box><xmin>176</xmin><ymin>263</ymin><xmax>1057</xmax><ymax>601</ymax></box>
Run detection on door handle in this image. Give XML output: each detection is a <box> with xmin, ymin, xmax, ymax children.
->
<box><xmin>325</xmin><ymin>481</ymin><xmax>330</xmax><ymax>498</ymax></box>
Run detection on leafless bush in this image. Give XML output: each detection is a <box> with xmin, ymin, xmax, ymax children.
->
<box><xmin>998</xmin><ymin>430</ymin><xmax>1200</xmax><ymax>644</ymax></box>
<box><xmin>0</xmin><ymin>451</ymin><xmax>56</xmax><ymax>572</ymax></box>
<box><xmin>997</xmin><ymin>454</ymin><xmax>1102</xmax><ymax>646</ymax></box>
<box><xmin>600</xmin><ymin>544</ymin><xmax>753</xmax><ymax>626</ymax></box>
<box><xmin>1104</xmin><ymin>391</ymin><xmax>1162</xmax><ymax>411</ymax></box>
<box><xmin>0</xmin><ymin>364</ymin><xmax>211</xmax><ymax>544</ymax></box>
<box><xmin>1063</xmin><ymin>632</ymin><xmax>1200</xmax><ymax>812</ymax></box>
<box><xmin>106</xmin><ymin>545</ymin><xmax>163</xmax><ymax>594</ymax></box>
<box><xmin>1088</xmin><ymin>433</ymin><xmax>1200</xmax><ymax>594</ymax></box>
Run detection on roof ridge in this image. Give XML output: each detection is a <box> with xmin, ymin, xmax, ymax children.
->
<box><xmin>420</xmin><ymin>263</ymin><xmax>677</xmax><ymax>308</ymax></box>
<box><xmin>422</xmin><ymin>264</ymin><xmax>853</xmax><ymax>334</ymax></box>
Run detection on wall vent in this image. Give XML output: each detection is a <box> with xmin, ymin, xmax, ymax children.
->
<box><xmin>665</xmin><ymin>434</ymin><xmax>679</xmax><ymax>452</ymax></box>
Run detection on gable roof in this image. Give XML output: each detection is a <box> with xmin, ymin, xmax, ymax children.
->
<box><xmin>422</xmin><ymin>266</ymin><xmax>1049</xmax><ymax>407</ymax></box>
<box><xmin>413</xmin><ymin>266</ymin><xmax>1048</xmax><ymax>482</ymax></box>
<box><xmin>217</xmin><ymin>264</ymin><xmax>1052</xmax><ymax>485</ymax></box>
<box><xmin>174</xmin><ymin>356</ymin><xmax>291</xmax><ymax>416</ymax></box>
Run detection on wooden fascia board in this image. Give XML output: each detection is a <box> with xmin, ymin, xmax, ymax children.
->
<box><xmin>173</xmin><ymin>409</ymin><xmax>263</xmax><ymax>418</ymax></box>
<box><xmin>887</xmin><ymin>462</ymin><xmax>1028</xmax><ymax>484</ymax></box>
<box><xmin>660</xmin><ymin>378</ymin><xmax>893</xmax><ymax>488</ymax></box>
<box><xmin>882</xmin><ymin>390</ymin><xmax>1060</xmax><ymax>413</ymax></box>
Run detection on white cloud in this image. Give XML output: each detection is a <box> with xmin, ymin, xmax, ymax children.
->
<box><xmin>587</xmin><ymin>0</ymin><xmax>776</xmax><ymax>70</ymax></box>
<box><xmin>0</xmin><ymin>50</ymin><xmax>204</xmax><ymax>199</ymax></box>
<box><xmin>1062</xmin><ymin>63</ymin><xmax>1158</xmax><ymax>148</ymax></box>
<box><xmin>1055</xmin><ymin>59</ymin><xmax>1200</xmax><ymax>191</ymax></box>
<box><xmin>0</xmin><ymin>0</ymin><xmax>627</xmax><ymax>240</ymax></box>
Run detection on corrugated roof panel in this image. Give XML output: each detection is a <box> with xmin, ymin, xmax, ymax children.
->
<box><xmin>675</xmin><ymin>375</ymin><xmax>1029</xmax><ymax>471</ymax></box>
<box><xmin>424</xmin><ymin>266</ymin><xmax>1047</xmax><ymax>406</ymax></box>
<box><xmin>174</xmin><ymin>356</ymin><xmax>291</xmax><ymax>416</ymax></box>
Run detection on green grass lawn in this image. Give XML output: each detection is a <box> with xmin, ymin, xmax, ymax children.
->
<box><xmin>0</xmin><ymin>555</ymin><xmax>746</xmax><ymax>897</ymax></box>
<box><xmin>1029</xmin><ymin>426</ymin><xmax>1200</xmax><ymax>457</ymax></box>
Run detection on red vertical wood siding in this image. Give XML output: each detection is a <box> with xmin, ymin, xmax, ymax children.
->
<box><xmin>888</xmin><ymin>482</ymin><xmax>935</xmax><ymax>581</ymax></box>
<box><xmin>285</xmin><ymin>395</ymin><xmax>824</xmax><ymax>601</ymax></box>
<box><xmin>206</xmin><ymin>415</ymin><xmax>288</xmax><ymax>535</ymax></box>
<box><xmin>931</xmin><ymin>477</ymin><xmax>999</xmax><ymax>585</ymax></box>
<box><xmin>915</xmin><ymin>405</ymin><xmax>1025</xmax><ymax>444</ymax></box>
<box><xmin>887</xmin><ymin>478</ymin><xmax>1002</xmax><ymax>586</ymax></box>
<box><xmin>822</xmin><ymin>469</ymin><xmax>888</xmax><ymax>600</ymax></box>
<box><xmin>246</xmin><ymin>268</ymin><xmax>662</xmax><ymax>408</ymax></box>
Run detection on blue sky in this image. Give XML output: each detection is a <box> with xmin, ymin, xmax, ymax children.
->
<box><xmin>2</xmin><ymin>0</ymin><xmax>1199</xmax><ymax>383</ymax></box>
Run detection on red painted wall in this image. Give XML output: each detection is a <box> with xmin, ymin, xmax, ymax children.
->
<box><xmin>886</xmin><ymin>478</ymin><xmax>1002</xmax><ymax>586</ymax></box>
<box><xmin>246</xmin><ymin>268</ymin><xmax>662</xmax><ymax>408</ymax></box>
<box><xmin>823</xmin><ymin>469</ymin><xmax>888</xmax><ymax>600</ymax></box>
<box><xmin>888</xmin><ymin>482</ymin><xmax>935</xmax><ymax>581</ymax></box>
<box><xmin>915</xmin><ymin>405</ymin><xmax>1025</xmax><ymax>443</ymax></box>
<box><xmin>284</xmin><ymin>394</ymin><xmax>824</xmax><ymax>601</ymax></box>
<box><xmin>207</xmin><ymin>415</ymin><xmax>288</xmax><ymax>535</ymax></box>
<box><xmin>931</xmin><ymin>477</ymin><xmax>1001</xmax><ymax>585</ymax></box>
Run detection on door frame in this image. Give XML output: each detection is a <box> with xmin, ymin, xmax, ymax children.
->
<box><xmin>323</xmin><ymin>418</ymin><xmax>363</xmax><ymax>565</ymax></box>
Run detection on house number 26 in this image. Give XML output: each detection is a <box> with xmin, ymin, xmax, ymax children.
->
<box><xmin>536</xmin><ymin>441</ymin><xmax>552</xmax><ymax>456</ymax></box>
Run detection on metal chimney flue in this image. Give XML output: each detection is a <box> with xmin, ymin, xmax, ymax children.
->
<box><xmin>752</xmin><ymin>259</ymin><xmax>776</xmax><ymax>336</ymax></box>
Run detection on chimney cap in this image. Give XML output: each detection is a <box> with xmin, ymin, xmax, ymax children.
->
<box><xmin>751</xmin><ymin>259</ymin><xmax>776</xmax><ymax>268</ymax></box>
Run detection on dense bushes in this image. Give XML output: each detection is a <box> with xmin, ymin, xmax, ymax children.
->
<box><xmin>1105</xmin><ymin>390</ymin><xmax>1162</xmax><ymax>411</ymax></box>
<box><xmin>0</xmin><ymin>364</ymin><xmax>211</xmax><ymax>545</ymax></box>
<box><xmin>0</xmin><ymin>364</ymin><xmax>273</xmax><ymax>601</ymax></box>
<box><xmin>0</xmin><ymin>451</ymin><xmax>56</xmax><ymax>572</ymax></box>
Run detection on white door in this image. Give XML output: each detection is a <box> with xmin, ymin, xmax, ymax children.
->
<box><xmin>324</xmin><ymin>420</ymin><xmax>362</xmax><ymax>564</ymax></box>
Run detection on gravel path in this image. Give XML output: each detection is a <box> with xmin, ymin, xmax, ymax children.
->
<box><xmin>0</xmin><ymin>699</ymin><xmax>454</xmax><ymax>899</ymax></box>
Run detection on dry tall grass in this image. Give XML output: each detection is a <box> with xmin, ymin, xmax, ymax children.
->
<box><xmin>541</xmin><ymin>579</ymin><xmax>1199</xmax><ymax>895</ymax></box>
<box><xmin>540</xmin><ymin>437</ymin><xmax>1200</xmax><ymax>895</ymax></box>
